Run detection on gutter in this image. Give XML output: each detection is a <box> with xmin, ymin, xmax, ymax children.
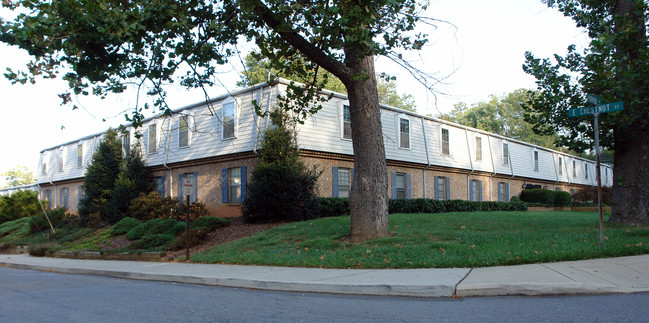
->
<box><xmin>421</xmin><ymin>116</ymin><xmax>432</xmax><ymax>198</ymax></box>
<box><xmin>465</xmin><ymin>129</ymin><xmax>474</xmax><ymax>199</ymax></box>
<box><xmin>487</xmin><ymin>135</ymin><xmax>497</xmax><ymax>201</ymax></box>
<box><xmin>163</xmin><ymin>115</ymin><xmax>173</xmax><ymax>197</ymax></box>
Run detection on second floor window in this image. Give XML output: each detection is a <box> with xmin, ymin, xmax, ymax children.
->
<box><xmin>573</xmin><ymin>160</ymin><xmax>577</xmax><ymax>177</ymax></box>
<box><xmin>475</xmin><ymin>137</ymin><xmax>482</xmax><ymax>161</ymax></box>
<box><xmin>122</xmin><ymin>131</ymin><xmax>130</xmax><ymax>156</ymax></box>
<box><xmin>585</xmin><ymin>163</ymin><xmax>589</xmax><ymax>179</ymax></box>
<box><xmin>503</xmin><ymin>142</ymin><xmax>509</xmax><ymax>165</ymax></box>
<box><xmin>533</xmin><ymin>151</ymin><xmax>539</xmax><ymax>171</ymax></box>
<box><xmin>441</xmin><ymin>128</ymin><xmax>450</xmax><ymax>155</ymax></box>
<box><xmin>77</xmin><ymin>144</ymin><xmax>83</xmax><ymax>168</ymax></box>
<box><xmin>58</xmin><ymin>148</ymin><xmax>64</xmax><ymax>172</ymax></box>
<box><xmin>399</xmin><ymin>118</ymin><xmax>410</xmax><ymax>149</ymax></box>
<box><xmin>223</xmin><ymin>101</ymin><xmax>235</xmax><ymax>139</ymax></box>
<box><xmin>148</xmin><ymin>124</ymin><xmax>157</xmax><ymax>154</ymax></box>
<box><xmin>179</xmin><ymin>116</ymin><xmax>189</xmax><ymax>148</ymax></box>
<box><xmin>342</xmin><ymin>105</ymin><xmax>352</xmax><ymax>139</ymax></box>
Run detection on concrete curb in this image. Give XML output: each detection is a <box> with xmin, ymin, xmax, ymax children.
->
<box><xmin>2</xmin><ymin>254</ymin><xmax>649</xmax><ymax>298</ymax></box>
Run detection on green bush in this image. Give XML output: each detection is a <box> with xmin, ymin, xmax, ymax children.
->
<box><xmin>129</xmin><ymin>192</ymin><xmax>209</xmax><ymax>221</ymax></box>
<box><xmin>173</xmin><ymin>228</ymin><xmax>209</xmax><ymax>250</ymax></box>
<box><xmin>29</xmin><ymin>243</ymin><xmax>58</xmax><ymax>257</ymax></box>
<box><xmin>30</xmin><ymin>208</ymin><xmax>67</xmax><ymax>234</ymax></box>
<box><xmin>0</xmin><ymin>217</ymin><xmax>32</xmax><ymax>243</ymax></box>
<box><xmin>572</xmin><ymin>186</ymin><xmax>611</xmax><ymax>205</ymax></box>
<box><xmin>128</xmin><ymin>233</ymin><xmax>175</xmax><ymax>250</ymax></box>
<box><xmin>554</xmin><ymin>191</ymin><xmax>572</xmax><ymax>207</ymax></box>
<box><xmin>0</xmin><ymin>190</ymin><xmax>41</xmax><ymax>225</ymax></box>
<box><xmin>111</xmin><ymin>217</ymin><xmax>142</xmax><ymax>236</ymax></box>
<box><xmin>126</xmin><ymin>223</ymin><xmax>149</xmax><ymax>240</ymax></box>
<box><xmin>126</xmin><ymin>218</ymin><xmax>185</xmax><ymax>241</ymax></box>
<box><xmin>190</xmin><ymin>217</ymin><xmax>229</xmax><ymax>231</ymax></box>
<box><xmin>520</xmin><ymin>189</ymin><xmax>572</xmax><ymax>207</ymax></box>
<box><xmin>317</xmin><ymin>197</ymin><xmax>350</xmax><ymax>218</ymax></box>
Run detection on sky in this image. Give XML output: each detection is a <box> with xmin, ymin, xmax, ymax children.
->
<box><xmin>0</xmin><ymin>0</ymin><xmax>589</xmax><ymax>182</ymax></box>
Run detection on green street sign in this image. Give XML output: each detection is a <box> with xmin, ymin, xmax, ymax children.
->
<box><xmin>569</xmin><ymin>101</ymin><xmax>624</xmax><ymax>118</ymax></box>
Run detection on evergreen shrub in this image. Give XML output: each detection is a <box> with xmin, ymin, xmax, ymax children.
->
<box><xmin>129</xmin><ymin>192</ymin><xmax>208</xmax><ymax>221</ymax></box>
<box><xmin>0</xmin><ymin>190</ymin><xmax>41</xmax><ymax>224</ymax></box>
<box><xmin>30</xmin><ymin>208</ymin><xmax>67</xmax><ymax>234</ymax></box>
<box><xmin>111</xmin><ymin>217</ymin><xmax>142</xmax><ymax>236</ymax></box>
<box><xmin>128</xmin><ymin>233</ymin><xmax>175</xmax><ymax>250</ymax></box>
<box><xmin>317</xmin><ymin>197</ymin><xmax>350</xmax><ymax>218</ymax></box>
<box><xmin>190</xmin><ymin>216</ymin><xmax>229</xmax><ymax>231</ymax></box>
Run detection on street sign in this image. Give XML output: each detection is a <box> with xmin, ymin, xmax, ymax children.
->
<box><xmin>183</xmin><ymin>177</ymin><xmax>194</xmax><ymax>196</ymax></box>
<box><xmin>569</xmin><ymin>101</ymin><xmax>624</xmax><ymax>118</ymax></box>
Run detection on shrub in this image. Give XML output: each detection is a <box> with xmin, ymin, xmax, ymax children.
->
<box><xmin>190</xmin><ymin>217</ymin><xmax>229</xmax><ymax>231</ymax></box>
<box><xmin>317</xmin><ymin>197</ymin><xmax>350</xmax><ymax>218</ymax></box>
<box><xmin>128</xmin><ymin>233</ymin><xmax>175</xmax><ymax>250</ymax></box>
<box><xmin>29</xmin><ymin>243</ymin><xmax>58</xmax><ymax>257</ymax></box>
<box><xmin>30</xmin><ymin>208</ymin><xmax>67</xmax><ymax>234</ymax></box>
<box><xmin>126</xmin><ymin>218</ymin><xmax>185</xmax><ymax>241</ymax></box>
<box><xmin>520</xmin><ymin>189</ymin><xmax>555</xmax><ymax>206</ymax></box>
<box><xmin>0</xmin><ymin>190</ymin><xmax>41</xmax><ymax>225</ymax></box>
<box><xmin>173</xmin><ymin>228</ymin><xmax>209</xmax><ymax>250</ymax></box>
<box><xmin>572</xmin><ymin>186</ymin><xmax>612</xmax><ymax>205</ymax></box>
<box><xmin>0</xmin><ymin>217</ymin><xmax>32</xmax><ymax>243</ymax></box>
<box><xmin>111</xmin><ymin>217</ymin><xmax>142</xmax><ymax>236</ymax></box>
<box><xmin>554</xmin><ymin>191</ymin><xmax>572</xmax><ymax>207</ymax></box>
<box><xmin>129</xmin><ymin>192</ymin><xmax>208</xmax><ymax>221</ymax></box>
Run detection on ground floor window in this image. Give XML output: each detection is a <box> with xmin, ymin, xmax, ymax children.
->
<box><xmin>44</xmin><ymin>190</ymin><xmax>52</xmax><ymax>209</ymax></box>
<box><xmin>392</xmin><ymin>172</ymin><xmax>410</xmax><ymax>199</ymax></box>
<box><xmin>60</xmin><ymin>188</ymin><xmax>69</xmax><ymax>209</ymax></box>
<box><xmin>153</xmin><ymin>176</ymin><xmax>165</xmax><ymax>196</ymax></box>
<box><xmin>469</xmin><ymin>179</ymin><xmax>482</xmax><ymax>201</ymax></box>
<box><xmin>222</xmin><ymin>166</ymin><xmax>247</xmax><ymax>204</ymax></box>
<box><xmin>332</xmin><ymin>167</ymin><xmax>351</xmax><ymax>198</ymax></box>
<box><xmin>435</xmin><ymin>176</ymin><xmax>449</xmax><ymax>200</ymax></box>
<box><xmin>497</xmin><ymin>182</ymin><xmax>509</xmax><ymax>202</ymax></box>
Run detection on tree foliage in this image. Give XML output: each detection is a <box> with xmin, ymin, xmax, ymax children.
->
<box><xmin>439</xmin><ymin>89</ymin><xmax>560</xmax><ymax>148</ymax></box>
<box><xmin>105</xmin><ymin>147</ymin><xmax>152</xmax><ymax>224</ymax></box>
<box><xmin>78</xmin><ymin>129</ymin><xmax>122</xmax><ymax>224</ymax></box>
<box><xmin>1</xmin><ymin>0</ymin><xmax>433</xmax><ymax>241</ymax></box>
<box><xmin>1</xmin><ymin>166</ymin><xmax>34</xmax><ymax>188</ymax></box>
<box><xmin>242</xmin><ymin>110</ymin><xmax>320</xmax><ymax>223</ymax></box>
<box><xmin>0</xmin><ymin>190</ymin><xmax>40</xmax><ymax>225</ymax></box>
<box><xmin>523</xmin><ymin>0</ymin><xmax>649</xmax><ymax>223</ymax></box>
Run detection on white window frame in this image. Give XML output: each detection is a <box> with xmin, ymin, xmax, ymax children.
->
<box><xmin>533</xmin><ymin>150</ymin><xmax>539</xmax><ymax>172</ymax></box>
<box><xmin>178</xmin><ymin>115</ymin><xmax>191</xmax><ymax>148</ymax></box>
<box><xmin>440</xmin><ymin>127</ymin><xmax>450</xmax><ymax>156</ymax></box>
<box><xmin>469</xmin><ymin>179</ymin><xmax>481</xmax><ymax>201</ymax></box>
<box><xmin>222</xmin><ymin>96</ymin><xmax>238</xmax><ymax>140</ymax></box>
<box><xmin>77</xmin><ymin>143</ymin><xmax>83</xmax><ymax>168</ymax></box>
<box><xmin>502</xmin><ymin>141</ymin><xmax>509</xmax><ymax>166</ymax></box>
<box><xmin>558</xmin><ymin>156</ymin><xmax>563</xmax><ymax>175</ymax></box>
<box><xmin>58</xmin><ymin>147</ymin><xmax>64</xmax><ymax>172</ymax></box>
<box><xmin>339</xmin><ymin>101</ymin><xmax>352</xmax><ymax>140</ymax></box>
<box><xmin>585</xmin><ymin>163</ymin><xmax>589</xmax><ymax>180</ymax></box>
<box><xmin>148</xmin><ymin>123</ymin><xmax>158</xmax><ymax>154</ymax></box>
<box><xmin>475</xmin><ymin>136</ymin><xmax>482</xmax><ymax>161</ymax></box>
<box><xmin>497</xmin><ymin>182</ymin><xmax>507</xmax><ymax>202</ymax></box>
<box><xmin>337</xmin><ymin>168</ymin><xmax>351</xmax><ymax>198</ymax></box>
<box><xmin>395</xmin><ymin>173</ymin><xmax>406</xmax><ymax>199</ymax></box>
<box><xmin>228</xmin><ymin>167</ymin><xmax>242</xmax><ymax>203</ymax></box>
<box><xmin>436</xmin><ymin>176</ymin><xmax>448</xmax><ymax>200</ymax></box>
<box><xmin>122</xmin><ymin>130</ymin><xmax>131</xmax><ymax>156</ymax></box>
<box><xmin>573</xmin><ymin>160</ymin><xmax>577</xmax><ymax>178</ymax></box>
<box><xmin>397</xmin><ymin>114</ymin><xmax>410</xmax><ymax>150</ymax></box>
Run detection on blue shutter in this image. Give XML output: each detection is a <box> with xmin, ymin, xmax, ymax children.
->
<box><xmin>391</xmin><ymin>172</ymin><xmax>397</xmax><ymax>199</ymax></box>
<box><xmin>160</xmin><ymin>176</ymin><xmax>166</xmax><ymax>197</ymax></box>
<box><xmin>332</xmin><ymin>167</ymin><xmax>339</xmax><ymax>197</ymax></box>
<box><xmin>178</xmin><ymin>174</ymin><xmax>183</xmax><ymax>203</ymax></box>
<box><xmin>221</xmin><ymin>168</ymin><xmax>228</xmax><ymax>203</ymax></box>
<box><xmin>434</xmin><ymin>176</ymin><xmax>439</xmax><ymax>200</ymax></box>
<box><xmin>478</xmin><ymin>180</ymin><xmax>483</xmax><ymax>202</ymax></box>
<box><xmin>193</xmin><ymin>172</ymin><xmax>198</xmax><ymax>203</ymax></box>
<box><xmin>446</xmin><ymin>178</ymin><xmax>450</xmax><ymax>200</ymax></box>
<box><xmin>506</xmin><ymin>183</ymin><xmax>510</xmax><ymax>202</ymax></box>
<box><xmin>241</xmin><ymin>166</ymin><xmax>247</xmax><ymax>202</ymax></box>
<box><xmin>406</xmin><ymin>173</ymin><xmax>412</xmax><ymax>199</ymax></box>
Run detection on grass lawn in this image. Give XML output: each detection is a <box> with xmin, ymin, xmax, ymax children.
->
<box><xmin>191</xmin><ymin>211</ymin><xmax>649</xmax><ymax>268</ymax></box>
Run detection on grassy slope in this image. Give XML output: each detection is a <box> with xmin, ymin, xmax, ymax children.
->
<box><xmin>191</xmin><ymin>211</ymin><xmax>649</xmax><ymax>268</ymax></box>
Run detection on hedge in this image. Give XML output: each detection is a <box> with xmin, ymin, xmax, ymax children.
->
<box><xmin>316</xmin><ymin>197</ymin><xmax>527</xmax><ymax>218</ymax></box>
<box><xmin>519</xmin><ymin>189</ymin><xmax>572</xmax><ymax>207</ymax></box>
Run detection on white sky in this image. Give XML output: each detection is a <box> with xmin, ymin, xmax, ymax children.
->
<box><xmin>0</xmin><ymin>0</ymin><xmax>589</xmax><ymax>180</ymax></box>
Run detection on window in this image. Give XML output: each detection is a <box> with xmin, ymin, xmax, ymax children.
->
<box><xmin>469</xmin><ymin>179</ymin><xmax>482</xmax><ymax>201</ymax></box>
<box><xmin>435</xmin><ymin>176</ymin><xmax>449</xmax><ymax>200</ymax></box>
<box><xmin>533</xmin><ymin>150</ymin><xmax>539</xmax><ymax>172</ymax></box>
<box><xmin>77</xmin><ymin>143</ymin><xmax>83</xmax><ymax>168</ymax></box>
<box><xmin>60</xmin><ymin>188</ymin><xmax>69</xmax><ymax>209</ymax></box>
<box><xmin>342</xmin><ymin>105</ymin><xmax>352</xmax><ymax>139</ymax></box>
<box><xmin>399</xmin><ymin>117</ymin><xmax>410</xmax><ymax>149</ymax></box>
<box><xmin>605</xmin><ymin>168</ymin><xmax>609</xmax><ymax>184</ymax></box>
<box><xmin>441</xmin><ymin>128</ymin><xmax>450</xmax><ymax>155</ymax></box>
<box><xmin>153</xmin><ymin>176</ymin><xmax>165</xmax><ymax>196</ymax></box>
<box><xmin>44</xmin><ymin>190</ymin><xmax>52</xmax><ymax>209</ymax></box>
<box><xmin>573</xmin><ymin>160</ymin><xmax>577</xmax><ymax>177</ymax></box>
<box><xmin>221</xmin><ymin>167</ymin><xmax>247</xmax><ymax>204</ymax></box>
<box><xmin>58</xmin><ymin>148</ymin><xmax>64</xmax><ymax>172</ymax></box>
<box><xmin>497</xmin><ymin>182</ymin><xmax>509</xmax><ymax>202</ymax></box>
<box><xmin>42</xmin><ymin>162</ymin><xmax>47</xmax><ymax>175</ymax></box>
<box><xmin>558</xmin><ymin>157</ymin><xmax>563</xmax><ymax>175</ymax></box>
<box><xmin>179</xmin><ymin>116</ymin><xmax>189</xmax><ymax>147</ymax></box>
<box><xmin>394</xmin><ymin>173</ymin><xmax>406</xmax><ymax>199</ymax></box>
<box><xmin>78</xmin><ymin>186</ymin><xmax>84</xmax><ymax>206</ymax></box>
<box><xmin>585</xmin><ymin>163</ymin><xmax>589</xmax><ymax>179</ymax></box>
<box><xmin>333</xmin><ymin>167</ymin><xmax>352</xmax><ymax>198</ymax></box>
<box><xmin>502</xmin><ymin>142</ymin><xmax>509</xmax><ymax>166</ymax></box>
<box><xmin>475</xmin><ymin>137</ymin><xmax>482</xmax><ymax>161</ymax></box>
<box><xmin>148</xmin><ymin>124</ymin><xmax>157</xmax><ymax>154</ymax></box>
<box><xmin>122</xmin><ymin>131</ymin><xmax>131</xmax><ymax>156</ymax></box>
<box><xmin>223</xmin><ymin>100</ymin><xmax>236</xmax><ymax>139</ymax></box>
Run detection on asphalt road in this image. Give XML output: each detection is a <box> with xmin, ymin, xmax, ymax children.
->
<box><xmin>1</xmin><ymin>266</ymin><xmax>648</xmax><ymax>322</ymax></box>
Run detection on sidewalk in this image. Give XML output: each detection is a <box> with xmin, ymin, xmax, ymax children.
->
<box><xmin>2</xmin><ymin>254</ymin><xmax>649</xmax><ymax>297</ymax></box>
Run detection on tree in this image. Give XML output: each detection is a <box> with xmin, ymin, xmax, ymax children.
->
<box><xmin>242</xmin><ymin>110</ymin><xmax>320</xmax><ymax>223</ymax></box>
<box><xmin>1</xmin><ymin>0</ymin><xmax>434</xmax><ymax>241</ymax></box>
<box><xmin>523</xmin><ymin>0</ymin><xmax>649</xmax><ymax>223</ymax></box>
<box><xmin>105</xmin><ymin>147</ymin><xmax>153</xmax><ymax>224</ymax></box>
<box><xmin>239</xmin><ymin>52</ymin><xmax>417</xmax><ymax>112</ymax></box>
<box><xmin>438</xmin><ymin>89</ymin><xmax>560</xmax><ymax>148</ymax></box>
<box><xmin>1</xmin><ymin>166</ymin><xmax>34</xmax><ymax>188</ymax></box>
<box><xmin>78</xmin><ymin>129</ymin><xmax>122</xmax><ymax>225</ymax></box>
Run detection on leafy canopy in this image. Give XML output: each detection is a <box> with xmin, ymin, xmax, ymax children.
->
<box><xmin>1</xmin><ymin>165</ymin><xmax>34</xmax><ymax>188</ymax></box>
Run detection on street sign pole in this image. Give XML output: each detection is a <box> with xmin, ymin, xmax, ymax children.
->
<box><xmin>593</xmin><ymin>114</ymin><xmax>604</xmax><ymax>246</ymax></box>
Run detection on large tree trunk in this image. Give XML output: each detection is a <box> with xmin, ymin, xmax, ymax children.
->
<box><xmin>608</xmin><ymin>122</ymin><xmax>649</xmax><ymax>224</ymax></box>
<box><xmin>345</xmin><ymin>55</ymin><xmax>390</xmax><ymax>243</ymax></box>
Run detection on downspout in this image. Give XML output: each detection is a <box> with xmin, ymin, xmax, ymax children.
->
<box><xmin>465</xmin><ymin>129</ymin><xmax>474</xmax><ymax>200</ymax></box>
<box><xmin>421</xmin><ymin>117</ymin><xmax>431</xmax><ymax>198</ymax></box>
<box><xmin>487</xmin><ymin>135</ymin><xmax>497</xmax><ymax>201</ymax></box>
<box><xmin>49</xmin><ymin>153</ymin><xmax>57</xmax><ymax>209</ymax></box>
<box><xmin>508</xmin><ymin>143</ymin><xmax>515</xmax><ymax>201</ymax></box>
<box><xmin>163</xmin><ymin>115</ymin><xmax>173</xmax><ymax>197</ymax></box>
